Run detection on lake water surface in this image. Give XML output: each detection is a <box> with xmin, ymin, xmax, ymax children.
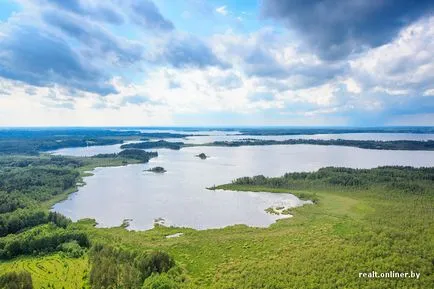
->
<box><xmin>50</xmin><ymin>132</ymin><xmax>434</xmax><ymax>157</ymax></box>
<box><xmin>180</xmin><ymin>132</ymin><xmax>434</xmax><ymax>144</ymax></box>
<box><xmin>52</xmin><ymin>141</ymin><xmax>434</xmax><ymax>231</ymax></box>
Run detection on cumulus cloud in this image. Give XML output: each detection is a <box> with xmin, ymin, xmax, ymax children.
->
<box><xmin>0</xmin><ymin>0</ymin><xmax>228</xmax><ymax>96</ymax></box>
<box><xmin>262</xmin><ymin>0</ymin><xmax>434</xmax><ymax>59</ymax></box>
<box><xmin>42</xmin><ymin>10</ymin><xmax>143</xmax><ymax>65</ymax></box>
<box><xmin>31</xmin><ymin>0</ymin><xmax>125</xmax><ymax>24</ymax></box>
<box><xmin>346</xmin><ymin>16</ymin><xmax>434</xmax><ymax>118</ymax></box>
<box><xmin>1</xmin><ymin>0</ymin><xmax>433</xmax><ymax>125</ymax></box>
<box><xmin>0</xmin><ymin>24</ymin><xmax>116</xmax><ymax>95</ymax></box>
<box><xmin>125</xmin><ymin>0</ymin><xmax>175</xmax><ymax>30</ymax></box>
<box><xmin>148</xmin><ymin>34</ymin><xmax>229</xmax><ymax>69</ymax></box>
<box><xmin>212</xmin><ymin>29</ymin><xmax>347</xmax><ymax>88</ymax></box>
<box><xmin>32</xmin><ymin>0</ymin><xmax>174</xmax><ymax>31</ymax></box>
<box><xmin>350</xmin><ymin>17</ymin><xmax>434</xmax><ymax>92</ymax></box>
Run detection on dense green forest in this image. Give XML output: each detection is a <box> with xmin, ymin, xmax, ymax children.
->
<box><xmin>121</xmin><ymin>140</ymin><xmax>185</xmax><ymax>150</ymax></box>
<box><xmin>237</xmin><ymin>126</ymin><xmax>434</xmax><ymax>135</ymax></box>
<box><xmin>94</xmin><ymin>149</ymin><xmax>158</xmax><ymax>163</ymax></box>
<box><xmin>226</xmin><ymin>166</ymin><xmax>434</xmax><ymax>191</ymax></box>
<box><xmin>139</xmin><ymin>132</ymin><xmax>195</xmax><ymax>139</ymax></box>
<box><xmin>209</xmin><ymin>139</ymin><xmax>434</xmax><ymax>150</ymax></box>
<box><xmin>0</xmin><ymin>151</ymin><xmax>176</xmax><ymax>288</ymax></box>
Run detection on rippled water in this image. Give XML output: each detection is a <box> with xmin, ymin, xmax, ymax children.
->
<box><xmin>52</xmin><ymin>142</ymin><xmax>434</xmax><ymax>230</ymax></box>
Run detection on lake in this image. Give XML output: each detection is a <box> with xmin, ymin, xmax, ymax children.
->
<box><xmin>49</xmin><ymin>140</ymin><xmax>141</xmax><ymax>157</ymax></box>
<box><xmin>179</xmin><ymin>132</ymin><xmax>434</xmax><ymax>144</ymax></box>
<box><xmin>52</xmin><ymin>140</ymin><xmax>434</xmax><ymax>231</ymax></box>
<box><xmin>50</xmin><ymin>132</ymin><xmax>434</xmax><ymax>156</ymax></box>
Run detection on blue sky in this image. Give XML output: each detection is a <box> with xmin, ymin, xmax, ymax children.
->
<box><xmin>0</xmin><ymin>0</ymin><xmax>433</xmax><ymax>126</ymax></box>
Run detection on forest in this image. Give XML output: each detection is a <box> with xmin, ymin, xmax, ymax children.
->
<box><xmin>94</xmin><ymin>149</ymin><xmax>158</xmax><ymax>163</ymax></box>
<box><xmin>0</xmin><ymin>129</ymin><xmax>191</xmax><ymax>155</ymax></box>
<box><xmin>208</xmin><ymin>138</ymin><xmax>434</xmax><ymax>150</ymax></box>
<box><xmin>0</xmin><ymin>128</ymin><xmax>433</xmax><ymax>288</ymax></box>
<box><xmin>237</xmin><ymin>126</ymin><xmax>434</xmax><ymax>135</ymax></box>
<box><xmin>0</xmin><ymin>152</ymin><xmax>179</xmax><ymax>288</ymax></box>
<box><xmin>0</xmin><ymin>155</ymin><xmax>432</xmax><ymax>288</ymax></box>
<box><xmin>121</xmin><ymin>140</ymin><xmax>184</xmax><ymax>150</ymax></box>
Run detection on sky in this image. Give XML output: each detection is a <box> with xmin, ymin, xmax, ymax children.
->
<box><xmin>0</xmin><ymin>0</ymin><xmax>433</xmax><ymax>127</ymax></box>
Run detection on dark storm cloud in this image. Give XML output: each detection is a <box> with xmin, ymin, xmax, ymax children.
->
<box><xmin>262</xmin><ymin>0</ymin><xmax>434</xmax><ymax>59</ymax></box>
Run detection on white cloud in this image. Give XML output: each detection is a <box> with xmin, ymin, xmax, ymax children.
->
<box><xmin>216</xmin><ymin>6</ymin><xmax>228</xmax><ymax>16</ymax></box>
<box><xmin>342</xmin><ymin>78</ymin><xmax>361</xmax><ymax>94</ymax></box>
<box><xmin>350</xmin><ymin>16</ymin><xmax>434</xmax><ymax>96</ymax></box>
<box><xmin>1</xmin><ymin>2</ymin><xmax>434</xmax><ymax>126</ymax></box>
<box><xmin>423</xmin><ymin>88</ymin><xmax>434</xmax><ymax>96</ymax></box>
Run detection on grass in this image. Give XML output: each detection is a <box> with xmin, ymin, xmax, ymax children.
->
<box><xmin>69</xmin><ymin>182</ymin><xmax>432</xmax><ymax>288</ymax></box>
<box><xmin>1</xmin><ymin>165</ymin><xmax>432</xmax><ymax>288</ymax></box>
<box><xmin>0</xmin><ymin>254</ymin><xmax>88</xmax><ymax>289</ymax></box>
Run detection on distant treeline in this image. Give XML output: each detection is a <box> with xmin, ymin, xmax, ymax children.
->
<box><xmin>108</xmin><ymin>138</ymin><xmax>434</xmax><ymax>151</ymax></box>
<box><xmin>238</xmin><ymin>127</ymin><xmax>434</xmax><ymax>135</ymax></box>
<box><xmin>209</xmin><ymin>139</ymin><xmax>434</xmax><ymax>150</ymax></box>
<box><xmin>0</xmin><ymin>129</ymin><xmax>196</xmax><ymax>155</ymax></box>
<box><xmin>95</xmin><ymin>149</ymin><xmax>158</xmax><ymax>163</ymax></box>
<box><xmin>139</xmin><ymin>132</ymin><xmax>193</xmax><ymax>139</ymax></box>
<box><xmin>121</xmin><ymin>140</ymin><xmax>184</xmax><ymax>150</ymax></box>
<box><xmin>1</xmin><ymin>128</ymin><xmax>433</xmax><ymax>154</ymax></box>
<box><xmin>0</xmin><ymin>128</ymin><xmax>144</xmax><ymax>154</ymax></box>
<box><xmin>117</xmin><ymin>138</ymin><xmax>434</xmax><ymax>151</ymax></box>
<box><xmin>0</xmin><ymin>138</ymin><xmax>121</xmax><ymax>155</ymax></box>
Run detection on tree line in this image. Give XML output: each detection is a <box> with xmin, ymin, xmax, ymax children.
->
<box><xmin>95</xmin><ymin>149</ymin><xmax>158</xmax><ymax>163</ymax></box>
<box><xmin>232</xmin><ymin>166</ymin><xmax>434</xmax><ymax>189</ymax></box>
<box><xmin>210</xmin><ymin>139</ymin><xmax>434</xmax><ymax>150</ymax></box>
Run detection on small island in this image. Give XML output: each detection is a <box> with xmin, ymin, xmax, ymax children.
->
<box><xmin>146</xmin><ymin>166</ymin><xmax>166</xmax><ymax>173</ymax></box>
<box><xmin>196</xmin><ymin>153</ymin><xmax>208</xmax><ymax>159</ymax></box>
